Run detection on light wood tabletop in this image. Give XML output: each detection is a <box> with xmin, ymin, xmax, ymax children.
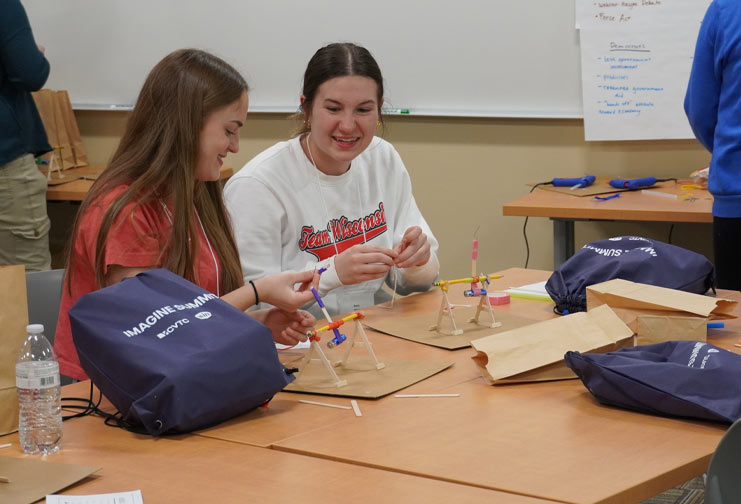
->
<box><xmin>3</xmin><ymin>268</ymin><xmax>733</xmax><ymax>503</ymax></box>
<box><xmin>0</xmin><ymin>396</ymin><xmax>547</xmax><ymax>503</ymax></box>
<box><xmin>268</xmin><ymin>268</ymin><xmax>733</xmax><ymax>504</ymax></box>
<box><xmin>502</xmin><ymin>182</ymin><xmax>713</xmax><ymax>267</ymax></box>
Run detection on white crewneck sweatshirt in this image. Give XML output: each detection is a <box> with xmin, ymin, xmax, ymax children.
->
<box><xmin>224</xmin><ymin>136</ymin><xmax>439</xmax><ymax>316</ymax></box>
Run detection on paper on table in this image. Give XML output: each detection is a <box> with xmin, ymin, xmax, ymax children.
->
<box><xmin>505</xmin><ymin>281</ymin><xmax>553</xmax><ymax>301</ymax></box>
<box><xmin>46</xmin><ymin>490</ymin><xmax>143</xmax><ymax>504</ymax></box>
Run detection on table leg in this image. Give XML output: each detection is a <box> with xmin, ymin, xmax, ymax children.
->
<box><xmin>552</xmin><ymin>219</ymin><xmax>575</xmax><ymax>268</ymax></box>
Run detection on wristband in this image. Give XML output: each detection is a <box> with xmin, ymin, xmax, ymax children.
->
<box><xmin>249</xmin><ymin>280</ymin><xmax>259</xmax><ymax>305</ymax></box>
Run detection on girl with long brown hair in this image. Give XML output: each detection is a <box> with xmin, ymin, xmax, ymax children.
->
<box><xmin>55</xmin><ymin>49</ymin><xmax>316</xmax><ymax>380</ymax></box>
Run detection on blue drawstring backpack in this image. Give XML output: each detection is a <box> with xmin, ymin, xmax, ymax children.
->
<box><xmin>565</xmin><ymin>341</ymin><xmax>741</xmax><ymax>423</ymax></box>
<box><xmin>546</xmin><ymin>236</ymin><xmax>714</xmax><ymax>314</ymax></box>
<box><xmin>69</xmin><ymin>269</ymin><xmax>294</xmax><ymax>435</ymax></box>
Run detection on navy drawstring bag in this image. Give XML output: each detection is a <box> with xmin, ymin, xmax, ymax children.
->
<box><xmin>565</xmin><ymin>341</ymin><xmax>741</xmax><ymax>423</ymax></box>
<box><xmin>546</xmin><ymin>236</ymin><xmax>714</xmax><ymax>314</ymax></box>
<box><xmin>69</xmin><ymin>268</ymin><xmax>294</xmax><ymax>435</ymax></box>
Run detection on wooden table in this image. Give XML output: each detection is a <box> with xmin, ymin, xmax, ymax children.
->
<box><xmin>46</xmin><ymin>165</ymin><xmax>234</xmax><ymax>201</ymax></box>
<box><xmin>1</xmin><ymin>396</ymin><xmax>542</xmax><ymax>503</ymax></box>
<box><xmin>2</xmin><ymin>268</ymin><xmax>732</xmax><ymax>503</ymax></box>
<box><xmin>202</xmin><ymin>268</ymin><xmax>733</xmax><ymax>504</ymax></box>
<box><xmin>502</xmin><ymin>182</ymin><xmax>713</xmax><ymax>267</ymax></box>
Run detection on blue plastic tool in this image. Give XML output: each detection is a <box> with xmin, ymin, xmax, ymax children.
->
<box><xmin>552</xmin><ymin>175</ymin><xmax>596</xmax><ymax>188</ymax></box>
<box><xmin>608</xmin><ymin>177</ymin><xmax>656</xmax><ymax>190</ymax></box>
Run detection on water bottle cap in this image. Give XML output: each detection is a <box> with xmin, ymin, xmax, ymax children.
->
<box><xmin>26</xmin><ymin>324</ymin><xmax>44</xmax><ymax>334</ymax></box>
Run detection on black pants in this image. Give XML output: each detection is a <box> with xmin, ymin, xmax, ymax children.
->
<box><xmin>713</xmin><ymin>216</ymin><xmax>741</xmax><ymax>290</ymax></box>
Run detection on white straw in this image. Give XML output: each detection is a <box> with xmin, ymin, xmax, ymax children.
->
<box><xmin>0</xmin><ymin>443</ymin><xmax>10</xmax><ymax>449</ymax></box>
<box><xmin>641</xmin><ymin>189</ymin><xmax>677</xmax><ymax>199</ymax></box>
<box><xmin>394</xmin><ymin>393</ymin><xmax>460</xmax><ymax>398</ymax></box>
<box><xmin>350</xmin><ymin>399</ymin><xmax>362</xmax><ymax>417</ymax></box>
<box><xmin>298</xmin><ymin>399</ymin><xmax>352</xmax><ymax>410</ymax></box>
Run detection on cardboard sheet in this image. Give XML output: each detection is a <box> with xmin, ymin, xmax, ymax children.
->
<box><xmin>470</xmin><ymin>305</ymin><xmax>633</xmax><ymax>384</ymax></box>
<box><xmin>0</xmin><ymin>455</ymin><xmax>100</xmax><ymax>504</ymax></box>
<box><xmin>284</xmin><ymin>356</ymin><xmax>452</xmax><ymax>399</ymax></box>
<box><xmin>364</xmin><ymin>307</ymin><xmax>537</xmax><ymax>350</ymax></box>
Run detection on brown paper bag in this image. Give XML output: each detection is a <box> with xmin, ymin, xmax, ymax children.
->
<box><xmin>635</xmin><ymin>315</ymin><xmax>707</xmax><ymax>345</ymax></box>
<box><xmin>31</xmin><ymin>90</ymin><xmax>58</xmax><ymax>151</ymax></box>
<box><xmin>57</xmin><ymin>90</ymin><xmax>89</xmax><ymax>167</ymax></box>
<box><xmin>471</xmin><ymin>304</ymin><xmax>633</xmax><ymax>385</ymax></box>
<box><xmin>586</xmin><ymin>279</ymin><xmax>736</xmax><ymax>341</ymax></box>
<box><xmin>31</xmin><ymin>89</ymin><xmax>89</xmax><ymax>171</ymax></box>
<box><xmin>0</xmin><ymin>266</ymin><xmax>29</xmax><ymax>435</ymax></box>
<box><xmin>51</xmin><ymin>91</ymin><xmax>75</xmax><ymax>169</ymax></box>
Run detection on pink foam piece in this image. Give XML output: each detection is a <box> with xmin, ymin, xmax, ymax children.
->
<box><xmin>488</xmin><ymin>292</ymin><xmax>510</xmax><ymax>305</ymax></box>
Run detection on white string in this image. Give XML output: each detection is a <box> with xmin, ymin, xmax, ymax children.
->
<box><xmin>306</xmin><ymin>132</ymin><xmax>340</xmax><ymax>257</ymax></box>
<box><xmin>159</xmin><ymin>199</ymin><xmax>220</xmax><ymax>297</ymax></box>
<box><xmin>304</xmin><ymin>133</ymin><xmax>396</xmax><ymax>306</ymax></box>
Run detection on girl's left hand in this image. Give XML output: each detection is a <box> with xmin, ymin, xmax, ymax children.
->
<box><xmin>393</xmin><ymin>226</ymin><xmax>431</xmax><ymax>268</ymax></box>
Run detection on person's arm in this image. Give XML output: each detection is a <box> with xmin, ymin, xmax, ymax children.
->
<box><xmin>685</xmin><ymin>2</ymin><xmax>721</xmax><ymax>152</ymax></box>
<box><xmin>0</xmin><ymin>0</ymin><xmax>50</xmax><ymax>91</ymax></box>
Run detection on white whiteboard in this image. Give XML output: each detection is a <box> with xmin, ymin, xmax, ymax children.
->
<box><xmin>24</xmin><ymin>0</ymin><xmax>583</xmax><ymax>118</ymax></box>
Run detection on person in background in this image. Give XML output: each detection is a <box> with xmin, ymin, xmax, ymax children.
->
<box><xmin>224</xmin><ymin>42</ymin><xmax>439</xmax><ymax>317</ymax></box>
<box><xmin>55</xmin><ymin>49</ymin><xmax>316</xmax><ymax>381</ymax></box>
<box><xmin>0</xmin><ymin>0</ymin><xmax>52</xmax><ymax>271</ymax></box>
<box><xmin>685</xmin><ymin>0</ymin><xmax>741</xmax><ymax>291</ymax></box>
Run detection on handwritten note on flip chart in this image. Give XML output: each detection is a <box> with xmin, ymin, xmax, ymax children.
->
<box><xmin>575</xmin><ymin>0</ymin><xmax>711</xmax><ymax>141</ymax></box>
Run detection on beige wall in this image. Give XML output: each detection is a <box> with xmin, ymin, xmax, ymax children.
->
<box><xmin>64</xmin><ymin>110</ymin><xmax>713</xmax><ymax>276</ymax></box>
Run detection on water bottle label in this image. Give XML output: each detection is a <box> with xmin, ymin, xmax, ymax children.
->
<box><xmin>16</xmin><ymin>362</ymin><xmax>60</xmax><ymax>390</ymax></box>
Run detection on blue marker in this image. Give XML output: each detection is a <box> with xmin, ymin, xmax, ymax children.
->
<box><xmin>707</xmin><ymin>322</ymin><xmax>725</xmax><ymax>329</ymax></box>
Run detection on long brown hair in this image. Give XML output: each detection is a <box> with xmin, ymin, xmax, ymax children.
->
<box><xmin>65</xmin><ymin>49</ymin><xmax>247</xmax><ymax>293</ymax></box>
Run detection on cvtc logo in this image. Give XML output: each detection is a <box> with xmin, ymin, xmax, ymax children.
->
<box><xmin>195</xmin><ymin>311</ymin><xmax>212</xmax><ymax>320</ymax></box>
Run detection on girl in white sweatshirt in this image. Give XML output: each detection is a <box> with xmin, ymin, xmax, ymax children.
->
<box><xmin>224</xmin><ymin>42</ymin><xmax>439</xmax><ymax>316</ymax></box>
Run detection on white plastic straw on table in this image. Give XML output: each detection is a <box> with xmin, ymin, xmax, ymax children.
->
<box><xmin>394</xmin><ymin>393</ymin><xmax>460</xmax><ymax>398</ymax></box>
<box><xmin>0</xmin><ymin>443</ymin><xmax>10</xmax><ymax>449</ymax></box>
<box><xmin>298</xmin><ymin>399</ymin><xmax>352</xmax><ymax>410</ymax></box>
<box><xmin>641</xmin><ymin>189</ymin><xmax>677</xmax><ymax>199</ymax></box>
<box><xmin>350</xmin><ymin>400</ymin><xmax>362</xmax><ymax>417</ymax></box>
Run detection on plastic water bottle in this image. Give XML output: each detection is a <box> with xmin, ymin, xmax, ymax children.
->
<box><xmin>16</xmin><ymin>324</ymin><xmax>62</xmax><ymax>455</ymax></box>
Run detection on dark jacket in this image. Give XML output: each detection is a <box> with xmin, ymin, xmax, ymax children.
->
<box><xmin>0</xmin><ymin>0</ymin><xmax>51</xmax><ymax>166</ymax></box>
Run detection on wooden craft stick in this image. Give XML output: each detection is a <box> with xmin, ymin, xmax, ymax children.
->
<box><xmin>298</xmin><ymin>399</ymin><xmax>352</xmax><ymax>410</ymax></box>
<box><xmin>0</xmin><ymin>443</ymin><xmax>10</xmax><ymax>449</ymax></box>
<box><xmin>0</xmin><ymin>476</ymin><xmax>10</xmax><ymax>483</ymax></box>
<box><xmin>394</xmin><ymin>393</ymin><xmax>461</xmax><ymax>398</ymax></box>
<box><xmin>350</xmin><ymin>399</ymin><xmax>362</xmax><ymax>417</ymax></box>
